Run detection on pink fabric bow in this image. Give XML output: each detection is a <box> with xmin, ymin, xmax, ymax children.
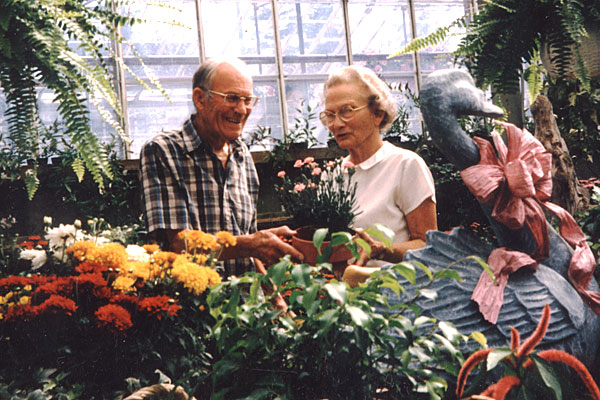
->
<box><xmin>461</xmin><ymin>122</ymin><xmax>600</xmax><ymax>324</ymax></box>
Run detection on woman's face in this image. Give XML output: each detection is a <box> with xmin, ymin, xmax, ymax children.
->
<box><xmin>324</xmin><ymin>82</ymin><xmax>383</xmax><ymax>151</ymax></box>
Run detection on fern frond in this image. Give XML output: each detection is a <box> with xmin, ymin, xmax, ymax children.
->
<box><xmin>524</xmin><ymin>49</ymin><xmax>543</xmax><ymax>102</ymax></box>
<box><xmin>388</xmin><ymin>15</ymin><xmax>469</xmax><ymax>58</ymax></box>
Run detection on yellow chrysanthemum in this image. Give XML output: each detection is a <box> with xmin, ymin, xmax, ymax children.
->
<box><xmin>23</xmin><ymin>285</ymin><xmax>32</xmax><ymax>291</ymax></box>
<box><xmin>179</xmin><ymin>230</ymin><xmax>218</xmax><ymax>253</ymax></box>
<box><xmin>89</xmin><ymin>243</ymin><xmax>128</xmax><ymax>270</ymax></box>
<box><xmin>171</xmin><ymin>255</ymin><xmax>217</xmax><ymax>295</ymax></box>
<box><xmin>126</xmin><ymin>261</ymin><xmax>158</xmax><ymax>281</ymax></box>
<box><xmin>66</xmin><ymin>240</ymin><xmax>99</xmax><ymax>261</ymax></box>
<box><xmin>5</xmin><ymin>292</ymin><xmax>13</xmax><ymax>301</ymax></box>
<box><xmin>152</xmin><ymin>251</ymin><xmax>178</xmax><ymax>267</ymax></box>
<box><xmin>112</xmin><ymin>276</ymin><xmax>137</xmax><ymax>292</ymax></box>
<box><xmin>143</xmin><ymin>244</ymin><xmax>160</xmax><ymax>254</ymax></box>
<box><xmin>216</xmin><ymin>231</ymin><xmax>236</xmax><ymax>248</ymax></box>
<box><xmin>0</xmin><ymin>313</ymin><xmax>3</xmax><ymax>320</ymax></box>
<box><xmin>0</xmin><ymin>296</ymin><xmax>6</xmax><ymax>305</ymax></box>
<box><xmin>205</xmin><ymin>267</ymin><xmax>222</xmax><ymax>287</ymax></box>
<box><xmin>19</xmin><ymin>296</ymin><xmax>30</xmax><ymax>305</ymax></box>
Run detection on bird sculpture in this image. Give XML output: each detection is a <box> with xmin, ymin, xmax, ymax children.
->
<box><xmin>383</xmin><ymin>69</ymin><xmax>600</xmax><ymax>370</ymax></box>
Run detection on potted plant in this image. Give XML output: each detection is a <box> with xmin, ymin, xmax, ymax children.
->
<box><xmin>391</xmin><ymin>0</ymin><xmax>600</xmax><ymax>94</ymax></box>
<box><xmin>274</xmin><ymin>157</ymin><xmax>359</xmax><ymax>264</ymax></box>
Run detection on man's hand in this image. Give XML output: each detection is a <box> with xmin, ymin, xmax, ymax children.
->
<box><xmin>249</xmin><ymin>226</ymin><xmax>304</xmax><ymax>265</ymax></box>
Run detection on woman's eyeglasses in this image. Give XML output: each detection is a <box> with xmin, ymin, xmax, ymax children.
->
<box><xmin>319</xmin><ymin>104</ymin><xmax>369</xmax><ymax>125</ymax></box>
<box><xmin>209</xmin><ymin>90</ymin><xmax>259</xmax><ymax>107</ymax></box>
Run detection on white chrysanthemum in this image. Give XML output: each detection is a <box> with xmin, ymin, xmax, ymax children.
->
<box><xmin>19</xmin><ymin>249</ymin><xmax>48</xmax><ymax>270</ymax></box>
<box><xmin>45</xmin><ymin>224</ymin><xmax>85</xmax><ymax>259</ymax></box>
<box><xmin>126</xmin><ymin>244</ymin><xmax>150</xmax><ymax>262</ymax></box>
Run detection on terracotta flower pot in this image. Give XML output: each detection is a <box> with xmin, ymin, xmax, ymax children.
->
<box><xmin>291</xmin><ymin>226</ymin><xmax>353</xmax><ymax>265</ymax></box>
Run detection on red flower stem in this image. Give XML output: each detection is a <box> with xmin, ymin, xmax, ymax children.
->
<box><xmin>517</xmin><ymin>304</ymin><xmax>550</xmax><ymax>359</ymax></box>
<box><xmin>456</xmin><ymin>348</ymin><xmax>492</xmax><ymax>398</ymax></box>
<box><xmin>537</xmin><ymin>349</ymin><xmax>600</xmax><ymax>400</ymax></box>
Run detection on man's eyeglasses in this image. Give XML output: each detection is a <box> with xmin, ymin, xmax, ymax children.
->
<box><xmin>319</xmin><ymin>104</ymin><xmax>369</xmax><ymax>125</ymax></box>
<box><xmin>209</xmin><ymin>90</ymin><xmax>259</xmax><ymax>107</ymax></box>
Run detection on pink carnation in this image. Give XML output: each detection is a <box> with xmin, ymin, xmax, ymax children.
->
<box><xmin>303</xmin><ymin>156</ymin><xmax>314</xmax><ymax>164</ymax></box>
<box><xmin>343</xmin><ymin>161</ymin><xmax>355</xmax><ymax>169</ymax></box>
<box><xmin>277</xmin><ymin>170</ymin><xmax>286</xmax><ymax>178</ymax></box>
<box><xmin>293</xmin><ymin>159</ymin><xmax>304</xmax><ymax>168</ymax></box>
<box><xmin>309</xmin><ymin>183</ymin><xmax>316</xmax><ymax>188</ymax></box>
<box><xmin>311</xmin><ymin>167</ymin><xmax>322</xmax><ymax>175</ymax></box>
<box><xmin>326</xmin><ymin>161</ymin><xmax>335</xmax><ymax>168</ymax></box>
<box><xmin>294</xmin><ymin>183</ymin><xmax>306</xmax><ymax>192</ymax></box>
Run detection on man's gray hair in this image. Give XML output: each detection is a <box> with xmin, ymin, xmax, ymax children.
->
<box><xmin>322</xmin><ymin>65</ymin><xmax>397</xmax><ymax>133</ymax></box>
<box><xmin>192</xmin><ymin>57</ymin><xmax>253</xmax><ymax>91</ymax></box>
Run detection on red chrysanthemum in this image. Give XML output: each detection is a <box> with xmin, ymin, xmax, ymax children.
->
<box><xmin>0</xmin><ymin>275</ymin><xmax>47</xmax><ymax>290</ymax></box>
<box><xmin>4</xmin><ymin>304</ymin><xmax>39</xmax><ymax>322</ymax></box>
<box><xmin>75</xmin><ymin>261</ymin><xmax>108</xmax><ymax>274</ymax></box>
<box><xmin>109</xmin><ymin>292</ymin><xmax>138</xmax><ymax>305</ymax></box>
<box><xmin>74</xmin><ymin>273</ymin><xmax>108</xmax><ymax>289</ymax></box>
<box><xmin>20</xmin><ymin>241</ymin><xmax>35</xmax><ymax>249</ymax></box>
<box><xmin>35</xmin><ymin>276</ymin><xmax>73</xmax><ymax>296</ymax></box>
<box><xmin>38</xmin><ymin>295</ymin><xmax>77</xmax><ymax>316</ymax></box>
<box><xmin>95</xmin><ymin>304</ymin><xmax>133</xmax><ymax>333</ymax></box>
<box><xmin>137</xmin><ymin>296</ymin><xmax>181</xmax><ymax>320</ymax></box>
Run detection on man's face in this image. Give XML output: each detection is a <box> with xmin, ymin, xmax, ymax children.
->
<box><xmin>193</xmin><ymin>63</ymin><xmax>254</xmax><ymax>143</ymax></box>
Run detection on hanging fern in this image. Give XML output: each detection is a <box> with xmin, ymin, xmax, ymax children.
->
<box><xmin>0</xmin><ymin>0</ymin><xmax>170</xmax><ymax>199</ymax></box>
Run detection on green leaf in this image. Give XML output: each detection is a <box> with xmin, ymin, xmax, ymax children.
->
<box><xmin>412</xmin><ymin>261</ymin><xmax>433</xmax><ymax>281</ymax></box>
<box><xmin>268</xmin><ymin>259</ymin><xmax>288</xmax><ymax>286</ymax></box>
<box><xmin>433</xmin><ymin>268</ymin><xmax>462</xmax><ymax>282</ymax></box>
<box><xmin>324</xmin><ymin>281</ymin><xmax>347</xmax><ymax>305</ymax></box>
<box><xmin>470</xmin><ymin>332</ymin><xmax>488</xmax><ymax>348</ymax></box>
<box><xmin>392</xmin><ymin>262</ymin><xmax>416</xmax><ymax>285</ymax></box>
<box><xmin>302</xmin><ymin>285</ymin><xmax>318</xmax><ymax>313</ymax></box>
<box><xmin>354</xmin><ymin>237</ymin><xmax>371</xmax><ymax>256</ymax></box>
<box><xmin>291</xmin><ymin>263</ymin><xmax>312</xmax><ymax>287</ymax></box>
<box><xmin>438</xmin><ymin>321</ymin><xmax>461</xmax><ymax>343</ymax></box>
<box><xmin>532</xmin><ymin>355</ymin><xmax>562</xmax><ymax>400</ymax></box>
<box><xmin>486</xmin><ymin>348</ymin><xmax>512</xmax><ymax>371</ymax></box>
<box><xmin>365</xmin><ymin>224</ymin><xmax>395</xmax><ymax>248</ymax></box>
<box><xmin>313</xmin><ymin>228</ymin><xmax>328</xmax><ymax>255</ymax></box>
<box><xmin>346</xmin><ymin>305</ymin><xmax>370</xmax><ymax>327</ymax></box>
<box><xmin>418</xmin><ymin>288</ymin><xmax>438</xmax><ymax>301</ymax></box>
<box><xmin>464</xmin><ymin>256</ymin><xmax>496</xmax><ymax>285</ymax></box>
<box><xmin>330</xmin><ymin>231</ymin><xmax>352</xmax><ymax>247</ymax></box>
<box><xmin>71</xmin><ymin>157</ymin><xmax>86</xmax><ymax>182</ymax></box>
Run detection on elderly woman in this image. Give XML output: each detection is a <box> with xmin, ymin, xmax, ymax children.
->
<box><xmin>320</xmin><ymin>65</ymin><xmax>437</xmax><ymax>286</ymax></box>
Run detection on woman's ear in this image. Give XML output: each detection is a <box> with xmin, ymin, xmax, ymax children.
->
<box><xmin>192</xmin><ymin>87</ymin><xmax>206</xmax><ymax>111</ymax></box>
<box><xmin>373</xmin><ymin>109</ymin><xmax>385</xmax><ymax>127</ymax></box>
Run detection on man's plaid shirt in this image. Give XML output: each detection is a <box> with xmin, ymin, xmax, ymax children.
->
<box><xmin>140</xmin><ymin>116</ymin><xmax>259</xmax><ymax>276</ymax></box>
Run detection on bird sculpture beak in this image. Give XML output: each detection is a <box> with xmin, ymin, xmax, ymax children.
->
<box><xmin>472</xmin><ymin>102</ymin><xmax>504</xmax><ymax>119</ymax></box>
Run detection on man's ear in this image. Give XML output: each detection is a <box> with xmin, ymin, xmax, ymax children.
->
<box><xmin>373</xmin><ymin>109</ymin><xmax>385</xmax><ymax>127</ymax></box>
<box><xmin>192</xmin><ymin>87</ymin><xmax>206</xmax><ymax>111</ymax></box>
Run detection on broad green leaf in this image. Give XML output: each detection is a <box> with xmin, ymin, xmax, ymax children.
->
<box><xmin>291</xmin><ymin>263</ymin><xmax>312</xmax><ymax>287</ymax></box>
<box><xmin>470</xmin><ymin>332</ymin><xmax>488</xmax><ymax>348</ymax></box>
<box><xmin>365</xmin><ymin>224</ymin><xmax>395</xmax><ymax>248</ymax></box>
<box><xmin>487</xmin><ymin>348</ymin><xmax>512</xmax><ymax>371</ymax></box>
<box><xmin>268</xmin><ymin>259</ymin><xmax>288</xmax><ymax>286</ymax></box>
<box><xmin>71</xmin><ymin>157</ymin><xmax>85</xmax><ymax>182</ymax></box>
<box><xmin>532</xmin><ymin>356</ymin><xmax>562</xmax><ymax>400</ymax></box>
<box><xmin>347</xmin><ymin>305</ymin><xmax>370</xmax><ymax>327</ymax></box>
<box><xmin>302</xmin><ymin>285</ymin><xmax>318</xmax><ymax>313</ymax></box>
<box><xmin>392</xmin><ymin>262</ymin><xmax>416</xmax><ymax>285</ymax></box>
<box><xmin>418</xmin><ymin>288</ymin><xmax>438</xmax><ymax>301</ymax></box>
<box><xmin>317</xmin><ymin>309</ymin><xmax>339</xmax><ymax>329</ymax></box>
<box><xmin>433</xmin><ymin>268</ymin><xmax>462</xmax><ymax>282</ymax></box>
<box><xmin>433</xmin><ymin>333</ymin><xmax>459</xmax><ymax>356</ymax></box>
<box><xmin>414</xmin><ymin>315</ymin><xmax>434</xmax><ymax>327</ymax></box>
<box><xmin>412</xmin><ymin>261</ymin><xmax>433</xmax><ymax>281</ymax></box>
<box><xmin>330</xmin><ymin>231</ymin><xmax>352</xmax><ymax>246</ymax></box>
<box><xmin>313</xmin><ymin>228</ymin><xmax>328</xmax><ymax>255</ymax></box>
<box><xmin>438</xmin><ymin>321</ymin><xmax>461</xmax><ymax>343</ymax></box>
<box><xmin>354</xmin><ymin>237</ymin><xmax>371</xmax><ymax>256</ymax></box>
<box><xmin>248</xmin><ymin>278</ymin><xmax>260</xmax><ymax>304</ymax></box>
<box><xmin>324</xmin><ymin>281</ymin><xmax>347</xmax><ymax>305</ymax></box>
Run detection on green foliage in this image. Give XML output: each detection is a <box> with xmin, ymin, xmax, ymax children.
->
<box><xmin>201</xmin><ymin>256</ymin><xmax>469</xmax><ymax>399</ymax></box>
<box><xmin>0</xmin><ymin>0</ymin><xmax>167</xmax><ymax>199</ymax></box>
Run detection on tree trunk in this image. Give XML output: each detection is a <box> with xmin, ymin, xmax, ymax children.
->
<box><xmin>530</xmin><ymin>95</ymin><xmax>589</xmax><ymax>214</ymax></box>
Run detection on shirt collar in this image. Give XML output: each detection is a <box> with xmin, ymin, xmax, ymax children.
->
<box><xmin>350</xmin><ymin>141</ymin><xmax>393</xmax><ymax>171</ymax></box>
<box><xmin>182</xmin><ymin>114</ymin><xmax>244</xmax><ymax>156</ymax></box>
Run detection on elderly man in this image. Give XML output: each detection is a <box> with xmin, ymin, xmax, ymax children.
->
<box><xmin>140</xmin><ymin>58</ymin><xmax>302</xmax><ymax>277</ymax></box>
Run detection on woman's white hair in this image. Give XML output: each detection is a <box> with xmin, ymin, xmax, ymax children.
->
<box><xmin>322</xmin><ymin>65</ymin><xmax>397</xmax><ymax>133</ymax></box>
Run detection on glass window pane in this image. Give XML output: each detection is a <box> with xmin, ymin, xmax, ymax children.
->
<box><xmin>414</xmin><ymin>0</ymin><xmax>469</xmax><ymax>74</ymax></box>
<box><xmin>202</xmin><ymin>0</ymin><xmax>281</xmax><ymax>143</ymax></box>
<box><xmin>121</xmin><ymin>0</ymin><xmax>200</xmax><ymax>158</ymax></box>
<box><xmin>349</xmin><ymin>0</ymin><xmax>415</xmax><ymax>77</ymax></box>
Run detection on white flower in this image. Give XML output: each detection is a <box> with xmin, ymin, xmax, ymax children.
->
<box><xmin>20</xmin><ymin>249</ymin><xmax>48</xmax><ymax>270</ymax></box>
<box><xmin>45</xmin><ymin>224</ymin><xmax>84</xmax><ymax>259</ymax></box>
<box><xmin>43</xmin><ymin>216</ymin><xmax>53</xmax><ymax>226</ymax></box>
<box><xmin>126</xmin><ymin>244</ymin><xmax>150</xmax><ymax>262</ymax></box>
